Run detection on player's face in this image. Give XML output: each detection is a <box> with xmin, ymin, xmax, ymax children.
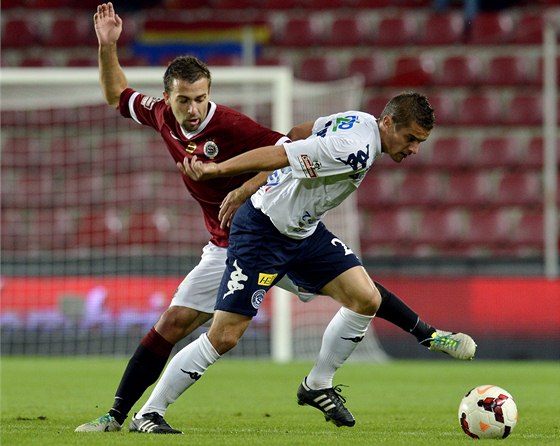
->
<box><xmin>164</xmin><ymin>77</ymin><xmax>211</xmax><ymax>132</ymax></box>
<box><xmin>381</xmin><ymin>116</ymin><xmax>430</xmax><ymax>163</ymax></box>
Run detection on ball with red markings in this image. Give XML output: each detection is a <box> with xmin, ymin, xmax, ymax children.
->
<box><xmin>458</xmin><ymin>385</ymin><xmax>518</xmax><ymax>439</ymax></box>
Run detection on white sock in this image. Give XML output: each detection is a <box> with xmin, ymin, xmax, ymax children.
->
<box><xmin>306</xmin><ymin>307</ymin><xmax>374</xmax><ymax>390</ymax></box>
<box><xmin>136</xmin><ymin>333</ymin><xmax>220</xmax><ymax>417</ymax></box>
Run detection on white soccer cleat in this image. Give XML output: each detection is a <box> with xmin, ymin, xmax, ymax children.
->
<box><xmin>75</xmin><ymin>414</ymin><xmax>122</xmax><ymax>432</ymax></box>
<box><xmin>427</xmin><ymin>330</ymin><xmax>477</xmax><ymax>360</ymax></box>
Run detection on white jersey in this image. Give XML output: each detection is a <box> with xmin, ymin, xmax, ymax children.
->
<box><xmin>251</xmin><ymin>111</ymin><xmax>383</xmax><ymax>239</ymax></box>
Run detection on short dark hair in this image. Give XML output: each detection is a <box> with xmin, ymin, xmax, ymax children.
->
<box><xmin>380</xmin><ymin>91</ymin><xmax>435</xmax><ymax>131</ymax></box>
<box><xmin>163</xmin><ymin>56</ymin><xmax>212</xmax><ymax>93</ymax></box>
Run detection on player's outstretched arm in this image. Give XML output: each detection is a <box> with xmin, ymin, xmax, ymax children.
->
<box><xmin>94</xmin><ymin>2</ymin><xmax>127</xmax><ymax>108</ymax></box>
<box><xmin>178</xmin><ymin>145</ymin><xmax>289</xmax><ymax>181</ymax></box>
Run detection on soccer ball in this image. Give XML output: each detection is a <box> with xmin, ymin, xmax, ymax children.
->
<box><xmin>458</xmin><ymin>385</ymin><xmax>518</xmax><ymax>439</ymax></box>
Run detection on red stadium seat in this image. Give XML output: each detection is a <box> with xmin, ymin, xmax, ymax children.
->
<box><xmin>296</xmin><ymin>56</ymin><xmax>343</xmax><ymax>82</ymax></box>
<box><xmin>18</xmin><ymin>56</ymin><xmax>55</xmax><ymax>67</ymax></box>
<box><xmin>205</xmin><ymin>54</ymin><xmax>243</xmax><ymax>66</ymax></box>
<box><xmin>512</xmin><ymin>211</ymin><xmax>544</xmax><ymax>248</ymax></box>
<box><xmin>0</xmin><ymin>209</ymin><xmax>30</xmax><ymax>252</ymax></box>
<box><xmin>304</xmin><ymin>0</ymin><xmax>344</xmax><ymax>8</ymax></box>
<box><xmin>463</xmin><ymin>209</ymin><xmax>514</xmax><ymax>246</ymax></box>
<box><xmin>43</xmin><ymin>16</ymin><xmax>94</xmax><ymax>48</ymax></box>
<box><xmin>323</xmin><ymin>17</ymin><xmax>372</xmax><ymax>47</ymax></box>
<box><xmin>272</xmin><ymin>17</ymin><xmax>323</xmax><ymax>47</ymax></box>
<box><xmin>1</xmin><ymin>18</ymin><xmax>43</xmax><ymax>48</ymax></box>
<box><xmin>65</xmin><ymin>56</ymin><xmax>98</xmax><ymax>67</ymax></box>
<box><xmin>427</xmin><ymin>93</ymin><xmax>457</xmax><ymax>126</ymax></box>
<box><xmin>210</xmin><ymin>0</ymin><xmax>259</xmax><ymax>8</ymax></box>
<box><xmin>396</xmin><ymin>172</ymin><xmax>444</xmax><ymax>206</ymax></box>
<box><xmin>260</xmin><ymin>0</ymin><xmax>299</xmax><ymax>9</ymax></box>
<box><xmin>414</xmin><ymin>209</ymin><xmax>463</xmax><ymax>249</ymax></box>
<box><xmin>389</xmin><ymin>55</ymin><xmax>435</xmax><ymax>87</ymax></box>
<box><xmin>351</xmin><ymin>0</ymin><xmax>391</xmax><ymax>7</ymax></box>
<box><xmin>373</xmin><ymin>16</ymin><xmax>418</xmax><ymax>46</ymax></box>
<box><xmin>477</xmin><ymin>136</ymin><xmax>522</xmax><ymax>169</ymax></box>
<box><xmin>357</xmin><ymin>171</ymin><xmax>399</xmax><ymax>208</ymax></box>
<box><xmin>429</xmin><ymin>136</ymin><xmax>474</xmax><ymax>170</ymax></box>
<box><xmin>363</xmin><ymin>95</ymin><xmax>393</xmax><ymax>117</ymax></box>
<box><xmin>513</xmin><ymin>13</ymin><xmax>544</xmax><ymax>45</ymax></box>
<box><xmin>443</xmin><ymin>172</ymin><xmax>492</xmax><ymax>207</ymax></box>
<box><xmin>503</xmin><ymin>94</ymin><xmax>543</xmax><ymax>127</ymax></box>
<box><xmin>435</xmin><ymin>55</ymin><xmax>482</xmax><ymax>87</ymax></box>
<box><xmin>347</xmin><ymin>56</ymin><xmax>391</xmax><ymax>87</ymax></box>
<box><xmin>524</xmin><ymin>137</ymin><xmax>545</xmax><ymax>170</ymax></box>
<box><xmin>418</xmin><ymin>12</ymin><xmax>464</xmax><ymax>45</ymax></box>
<box><xmin>77</xmin><ymin>210</ymin><xmax>123</xmax><ymax>248</ymax></box>
<box><xmin>360</xmin><ymin>209</ymin><xmax>416</xmax><ymax>247</ymax></box>
<box><xmin>484</xmin><ymin>55</ymin><xmax>533</xmax><ymax>87</ymax></box>
<box><xmin>1</xmin><ymin>136</ymin><xmax>42</xmax><ymax>168</ymax></box>
<box><xmin>454</xmin><ymin>94</ymin><xmax>503</xmax><ymax>127</ymax></box>
<box><xmin>468</xmin><ymin>12</ymin><xmax>515</xmax><ymax>45</ymax></box>
<box><xmin>493</xmin><ymin>172</ymin><xmax>542</xmax><ymax>207</ymax></box>
<box><xmin>122</xmin><ymin>211</ymin><xmax>171</xmax><ymax>247</ymax></box>
<box><xmin>35</xmin><ymin>209</ymin><xmax>78</xmax><ymax>251</ymax></box>
<box><xmin>26</xmin><ymin>0</ymin><xmax>72</xmax><ymax>8</ymax></box>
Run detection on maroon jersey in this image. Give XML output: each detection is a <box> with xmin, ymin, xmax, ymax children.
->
<box><xmin>118</xmin><ymin>87</ymin><xmax>287</xmax><ymax>247</ymax></box>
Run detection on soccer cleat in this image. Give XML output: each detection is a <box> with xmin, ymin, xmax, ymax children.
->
<box><xmin>129</xmin><ymin>412</ymin><xmax>183</xmax><ymax>434</ymax></box>
<box><xmin>297</xmin><ymin>378</ymin><xmax>355</xmax><ymax>427</ymax></box>
<box><xmin>427</xmin><ymin>330</ymin><xmax>477</xmax><ymax>360</ymax></box>
<box><xmin>74</xmin><ymin>413</ymin><xmax>122</xmax><ymax>432</ymax></box>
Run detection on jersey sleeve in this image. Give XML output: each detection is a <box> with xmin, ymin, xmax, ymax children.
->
<box><xmin>118</xmin><ymin>87</ymin><xmax>165</xmax><ymax>130</ymax></box>
<box><xmin>284</xmin><ymin>111</ymin><xmax>376</xmax><ymax>179</ymax></box>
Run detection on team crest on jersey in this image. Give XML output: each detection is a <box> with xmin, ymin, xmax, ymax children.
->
<box><xmin>298</xmin><ymin>154</ymin><xmax>321</xmax><ymax>178</ymax></box>
<box><xmin>185</xmin><ymin>142</ymin><xmax>197</xmax><ymax>154</ymax></box>
<box><xmin>251</xmin><ymin>289</ymin><xmax>266</xmax><ymax>309</ymax></box>
<box><xmin>203</xmin><ymin>140</ymin><xmax>219</xmax><ymax>159</ymax></box>
<box><xmin>140</xmin><ymin>95</ymin><xmax>160</xmax><ymax>110</ymax></box>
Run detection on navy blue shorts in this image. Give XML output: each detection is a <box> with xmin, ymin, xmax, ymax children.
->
<box><xmin>215</xmin><ymin>200</ymin><xmax>362</xmax><ymax>317</ymax></box>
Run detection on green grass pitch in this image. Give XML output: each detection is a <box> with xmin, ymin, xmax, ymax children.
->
<box><xmin>1</xmin><ymin>357</ymin><xmax>558</xmax><ymax>445</ymax></box>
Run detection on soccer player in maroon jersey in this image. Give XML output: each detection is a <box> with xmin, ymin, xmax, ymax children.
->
<box><xmin>76</xmin><ymin>2</ymin><xmax>303</xmax><ymax>434</ymax></box>
<box><xmin>76</xmin><ymin>2</ymin><xmax>476</xmax><ymax>434</ymax></box>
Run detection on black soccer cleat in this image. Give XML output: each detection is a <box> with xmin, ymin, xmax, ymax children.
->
<box><xmin>297</xmin><ymin>378</ymin><xmax>355</xmax><ymax>427</ymax></box>
<box><xmin>129</xmin><ymin>412</ymin><xmax>183</xmax><ymax>434</ymax></box>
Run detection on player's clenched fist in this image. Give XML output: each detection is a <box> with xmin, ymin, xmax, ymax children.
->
<box><xmin>178</xmin><ymin>155</ymin><xmax>219</xmax><ymax>181</ymax></box>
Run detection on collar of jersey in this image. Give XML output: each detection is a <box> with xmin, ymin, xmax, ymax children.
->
<box><xmin>181</xmin><ymin>101</ymin><xmax>217</xmax><ymax>140</ymax></box>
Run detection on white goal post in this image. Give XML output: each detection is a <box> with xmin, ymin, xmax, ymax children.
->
<box><xmin>1</xmin><ymin>66</ymin><xmax>388</xmax><ymax>361</ymax></box>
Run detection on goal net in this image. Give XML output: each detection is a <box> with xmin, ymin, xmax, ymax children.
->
<box><xmin>1</xmin><ymin>66</ymin><xmax>387</xmax><ymax>361</ymax></box>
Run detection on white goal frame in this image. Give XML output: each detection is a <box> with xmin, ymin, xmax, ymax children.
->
<box><xmin>2</xmin><ymin>66</ymin><xmax>382</xmax><ymax>361</ymax></box>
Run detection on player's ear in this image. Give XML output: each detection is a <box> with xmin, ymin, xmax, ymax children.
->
<box><xmin>163</xmin><ymin>91</ymin><xmax>170</xmax><ymax>105</ymax></box>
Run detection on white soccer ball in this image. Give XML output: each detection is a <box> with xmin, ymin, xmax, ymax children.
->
<box><xmin>458</xmin><ymin>385</ymin><xmax>518</xmax><ymax>439</ymax></box>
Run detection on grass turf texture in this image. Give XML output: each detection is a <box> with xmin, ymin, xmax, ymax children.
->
<box><xmin>1</xmin><ymin>358</ymin><xmax>558</xmax><ymax>445</ymax></box>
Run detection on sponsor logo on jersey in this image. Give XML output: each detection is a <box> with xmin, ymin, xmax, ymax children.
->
<box><xmin>257</xmin><ymin>272</ymin><xmax>278</xmax><ymax>286</ymax></box>
<box><xmin>298</xmin><ymin>154</ymin><xmax>320</xmax><ymax>178</ymax></box>
<box><xmin>223</xmin><ymin>259</ymin><xmax>248</xmax><ymax>298</ymax></box>
<box><xmin>140</xmin><ymin>95</ymin><xmax>160</xmax><ymax>110</ymax></box>
<box><xmin>251</xmin><ymin>289</ymin><xmax>266</xmax><ymax>309</ymax></box>
<box><xmin>336</xmin><ymin>144</ymin><xmax>370</xmax><ymax>171</ymax></box>
<box><xmin>185</xmin><ymin>141</ymin><xmax>197</xmax><ymax>153</ymax></box>
<box><xmin>203</xmin><ymin>140</ymin><xmax>219</xmax><ymax>159</ymax></box>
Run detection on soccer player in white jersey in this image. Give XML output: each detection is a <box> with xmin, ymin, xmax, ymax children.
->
<box><xmin>127</xmin><ymin>93</ymin><xmax>475</xmax><ymax>431</ymax></box>
<box><xmin>76</xmin><ymin>3</ymin><xmax>476</xmax><ymax>434</ymax></box>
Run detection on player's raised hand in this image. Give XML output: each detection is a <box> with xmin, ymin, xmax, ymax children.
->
<box><xmin>178</xmin><ymin>155</ymin><xmax>218</xmax><ymax>181</ymax></box>
<box><xmin>94</xmin><ymin>2</ymin><xmax>122</xmax><ymax>46</ymax></box>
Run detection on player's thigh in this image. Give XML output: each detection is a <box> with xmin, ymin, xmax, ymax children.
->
<box><xmin>170</xmin><ymin>242</ymin><xmax>227</xmax><ymax>313</ymax></box>
<box><xmin>320</xmin><ymin>265</ymin><xmax>380</xmax><ymax>315</ymax></box>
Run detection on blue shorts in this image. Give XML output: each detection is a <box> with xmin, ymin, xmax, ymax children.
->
<box><xmin>215</xmin><ymin>200</ymin><xmax>362</xmax><ymax>317</ymax></box>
